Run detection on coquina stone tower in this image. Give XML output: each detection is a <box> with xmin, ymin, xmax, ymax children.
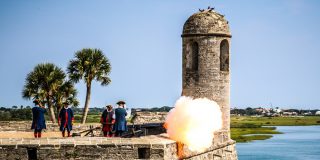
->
<box><xmin>182</xmin><ymin>8</ymin><xmax>231</xmax><ymax>138</ymax></box>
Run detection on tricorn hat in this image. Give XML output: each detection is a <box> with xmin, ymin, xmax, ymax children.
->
<box><xmin>33</xmin><ymin>99</ymin><xmax>40</xmax><ymax>104</ymax></box>
<box><xmin>106</xmin><ymin>105</ymin><xmax>113</xmax><ymax>109</ymax></box>
<box><xmin>63</xmin><ymin>101</ymin><xmax>69</xmax><ymax>105</ymax></box>
<box><xmin>116</xmin><ymin>100</ymin><xmax>126</xmax><ymax>105</ymax></box>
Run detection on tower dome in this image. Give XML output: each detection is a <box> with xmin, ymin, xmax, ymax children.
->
<box><xmin>182</xmin><ymin>9</ymin><xmax>231</xmax><ymax>37</ymax></box>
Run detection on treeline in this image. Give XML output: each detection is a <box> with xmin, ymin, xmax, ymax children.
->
<box><xmin>72</xmin><ymin>106</ymin><xmax>173</xmax><ymax>115</ymax></box>
<box><xmin>132</xmin><ymin>106</ymin><xmax>173</xmax><ymax>113</ymax></box>
<box><xmin>0</xmin><ymin>106</ymin><xmax>101</xmax><ymax>121</ymax></box>
<box><xmin>72</xmin><ymin>107</ymin><xmax>104</xmax><ymax>115</ymax></box>
<box><xmin>0</xmin><ymin>106</ymin><xmax>34</xmax><ymax>121</ymax></box>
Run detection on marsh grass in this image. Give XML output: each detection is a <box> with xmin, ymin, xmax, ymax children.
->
<box><xmin>230</xmin><ymin>116</ymin><xmax>320</xmax><ymax>142</ymax></box>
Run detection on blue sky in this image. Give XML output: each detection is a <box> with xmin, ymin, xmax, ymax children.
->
<box><xmin>0</xmin><ymin>0</ymin><xmax>319</xmax><ymax>109</ymax></box>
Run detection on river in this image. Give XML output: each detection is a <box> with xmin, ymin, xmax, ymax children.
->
<box><xmin>236</xmin><ymin>125</ymin><xmax>320</xmax><ymax>160</ymax></box>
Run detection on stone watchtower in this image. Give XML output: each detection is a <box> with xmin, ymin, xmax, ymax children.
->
<box><xmin>182</xmin><ymin>8</ymin><xmax>231</xmax><ymax>138</ymax></box>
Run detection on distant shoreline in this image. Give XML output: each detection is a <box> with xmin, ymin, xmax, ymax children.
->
<box><xmin>231</xmin><ymin>116</ymin><xmax>320</xmax><ymax>143</ymax></box>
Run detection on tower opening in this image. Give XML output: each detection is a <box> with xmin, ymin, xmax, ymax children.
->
<box><xmin>220</xmin><ymin>39</ymin><xmax>229</xmax><ymax>72</ymax></box>
<box><xmin>191</xmin><ymin>42</ymin><xmax>199</xmax><ymax>72</ymax></box>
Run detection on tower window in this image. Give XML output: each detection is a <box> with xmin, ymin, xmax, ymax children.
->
<box><xmin>220</xmin><ymin>39</ymin><xmax>229</xmax><ymax>71</ymax></box>
<box><xmin>191</xmin><ymin>42</ymin><xmax>199</xmax><ymax>72</ymax></box>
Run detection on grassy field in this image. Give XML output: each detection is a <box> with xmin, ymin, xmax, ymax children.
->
<box><xmin>230</xmin><ymin>116</ymin><xmax>320</xmax><ymax>143</ymax></box>
<box><xmin>74</xmin><ymin>114</ymin><xmax>101</xmax><ymax>123</ymax></box>
<box><xmin>231</xmin><ymin>116</ymin><xmax>320</xmax><ymax>126</ymax></box>
<box><xmin>231</xmin><ymin>126</ymin><xmax>281</xmax><ymax>143</ymax></box>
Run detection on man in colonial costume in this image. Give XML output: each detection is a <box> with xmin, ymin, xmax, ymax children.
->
<box><xmin>31</xmin><ymin>99</ymin><xmax>46</xmax><ymax>138</ymax></box>
<box><xmin>113</xmin><ymin>100</ymin><xmax>128</xmax><ymax>137</ymax></box>
<box><xmin>58</xmin><ymin>102</ymin><xmax>74</xmax><ymax>137</ymax></box>
<box><xmin>100</xmin><ymin>105</ymin><xmax>115</xmax><ymax>137</ymax></box>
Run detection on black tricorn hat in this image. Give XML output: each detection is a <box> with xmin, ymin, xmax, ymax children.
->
<box><xmin>116</xmin><ymin>100</ymin><xmax>126</xmax><ymax>105</ymax></box>
<box><xmin>106</xmin><ymin>105</ymin><xmax>113</xmax><ymax>108</ymax></box>
<box><xmin>63</xmin><ymin>101</ymin><xmax>69</xmax><ymax>105</ymax></box>
<box><xmin>33</xmin><ymin>99</ymin><xmax>40</xmax><ymax>104</ymax></box>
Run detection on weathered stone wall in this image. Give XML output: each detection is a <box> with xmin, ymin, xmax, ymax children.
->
<box><xmin>0</xmin><ymin>135</ymin><xmax>177</xmax><ymax>160</ymax></box>
<box><xmin>131</xmin><ymin>112</ymin><xmax>167</xmax><ymax>124</ymax></box>
<box><xmin>184</xmin><ymin>143</ymin><xmax>237</xmax><ymax>160</ymax></box>
<box><xmin>182</xmin><ymin>36</ymin><xmax>231</xmax><ymax>132</ymax></box>
<box><xmin>0</xmin><ymin>135</ymin><xmax>237</xmax><ymax>160</ymax></box>
<box><xmin>0</xmin><ymin>121</ymin><xmax>101</xmax><ymax>132</ymax></box>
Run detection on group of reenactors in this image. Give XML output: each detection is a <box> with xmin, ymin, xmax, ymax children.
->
<box><xmin>31</xmin><ymin>99</ymin><xmax>127</xmax><ymax>138</ymax></box>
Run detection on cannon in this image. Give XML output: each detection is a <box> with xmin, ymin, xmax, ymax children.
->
<box><xmin>72</xmin><ymin>125</ymin><xmax>101</xmax><ymax>137</ymax></box>
<box><xmin>72</xmin><ymin>123</ymin><xmax>165</xmax><ymax>137</ymax></box>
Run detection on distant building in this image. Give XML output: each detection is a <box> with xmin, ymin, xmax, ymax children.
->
<box><xmin>315</xmin><ymin>111</ymin><xmax>320</xmax><ymax>115</ymax></box>
<box><xmin>303</xmin><ymin>112</ymin><xmax>312</xmax><ymax>116</ymax></box>
<box><xmin>274</xmin><ymin>108</ymin><xmax>282</xmax><ymax>113</ymax></box>
<box><xmin>282</xmin><ymin>111</ymin><xmax>298</xmax><ymax>116</ymax></box>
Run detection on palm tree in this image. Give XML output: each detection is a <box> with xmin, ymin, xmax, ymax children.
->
<box><xmin>67</xmin><ymin>48</ymin><xmax>111</xmax><ymax>124</ymax></box>
<box><xmin>22</xmin><ymin>63</ymin><xmax>66</xmax><ymax>123</ymax></box>
<box><xmin>52</xmin><ymin>80</ymin><xmax>79</xmax><ymax>118</ymax></box>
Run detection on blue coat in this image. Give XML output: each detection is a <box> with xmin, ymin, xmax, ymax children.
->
<box><xmin>58</xmin><ymin>108</ymin><xmax>74</xmax><ymax>131</ymax></box>
<box><xmin>113</xmin><ymin>108</ymin><xmax>127</xmax><ymax>132</ymax></box>
<box><xmin>31</xmin><ymin>107</ymin><xmax>46</xmax><ymax>130</ymax></box>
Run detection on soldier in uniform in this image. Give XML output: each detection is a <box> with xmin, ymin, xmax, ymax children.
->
<box><xmin>31</xmin><ymin>99</ymin><xmax>46</xmax><ymax>138</ymax></box>
<box><xmin>58</xmin><ymin>102</ymin><xmax>74</xmax><ymax>137</ymax></box>
<box><xmin>100</xmin><ymin>105</ymin><xmax>115</xmax><ymax>137</ymax></box>
<box><xmin>113</xmin><ymin>101</ymin><xmax>128</xmax><ymax>137</ymax></box>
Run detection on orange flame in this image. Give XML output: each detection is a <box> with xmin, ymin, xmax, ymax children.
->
<box><xmin>164</xmin><ymin>96</ymin><xmax>222</xmax><ymax>153</ymax></box>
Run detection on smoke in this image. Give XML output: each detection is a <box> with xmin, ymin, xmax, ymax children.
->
<box><xmin>164</xmin><ymin>96</ymin><xmax>222</xmax><ymax>152</ymax></box>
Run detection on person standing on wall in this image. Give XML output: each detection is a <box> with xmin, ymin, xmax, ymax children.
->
<box><xmin>113</xmin><ymin>101</ymin><xmax>127</xmax><ymax>137</ymax></box>
<box><xmin>58</xmin><ymin>102</ymin><xmax>74</xmax><ymax>137</ymax></box>
<box><xmin>31</xmin><ymin>99</ymin><xmax>46</xmax><ymax>138</ymax></box>
<box><xmin>100</xmin><ymin>105</ymin><xmax>115</xmax><ymax>137</ymax></box>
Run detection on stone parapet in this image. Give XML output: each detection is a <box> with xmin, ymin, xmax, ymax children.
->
<box><xmin>0</xmin><ymin>134</ymin><xmax>237</xmax><ymax>160</ymax></box>
<box><xmin>0</xmin><ymin>121</ymin><xmax>101</xmax><ymax>132</ymax></box>
<box><xmin>131</xmin><ymin>112</ymin><xmax>167</xmax><ymax>124</ymax></box>
<box><xmin>0</xmin><ymin>135</ymin><xmax>177</xmax><ymax>160</ymax></box>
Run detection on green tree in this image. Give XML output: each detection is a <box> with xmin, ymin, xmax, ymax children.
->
<box><xmin>52</xmin><ymin>80</ymin><xmax>79</xmax><ymax>117</ymax></box>
<box><xmin>67</xmin><ymin>48</ymin><xmax>111</xmax><ymax>124</ymax></box>
<box><xmin>22</xmin><ymin>63</ymin><xmax>66</xmax><ymax>123</ymax></box>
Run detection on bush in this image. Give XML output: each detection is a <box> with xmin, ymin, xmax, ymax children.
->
<box><xmin>0</xmin><ymin>112</ymin><xmax>11</xmax><ymax>120</ymax></box>
<box><xmin>231</xmin><ymin>123</ymin><xmax>261</xmax><ymax>128</ymax></box>
<box><xmin>0</xmin><ymin>108</ymin><xmax>33</xmax><ymax>121</ymax></box>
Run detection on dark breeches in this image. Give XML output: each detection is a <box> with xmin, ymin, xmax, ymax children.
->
<box><xmin>115</xmin><ymin>131</ymin><xmax>124</xmax><ymax>137</ymax></box>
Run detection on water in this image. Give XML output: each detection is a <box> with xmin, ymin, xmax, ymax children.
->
<box><xmin>236</xmin><ymin>126</ymin><xmax>320</xmax><ymax>160</ymax></box>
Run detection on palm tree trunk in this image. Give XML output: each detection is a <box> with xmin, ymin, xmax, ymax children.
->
<box><xmin>56</xmin><ymin>106</ymin><xmax>61</xmax><ymax>121</ymax></box>
<box><xmin>47</xmin><ymin>96</ymin><xmax>57</xmax><ymax>123</ymax></box>
<box><xmin>81</xmin><ymin>83</ymin><xmax>91</xmax><ymax>124</ymax></box>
